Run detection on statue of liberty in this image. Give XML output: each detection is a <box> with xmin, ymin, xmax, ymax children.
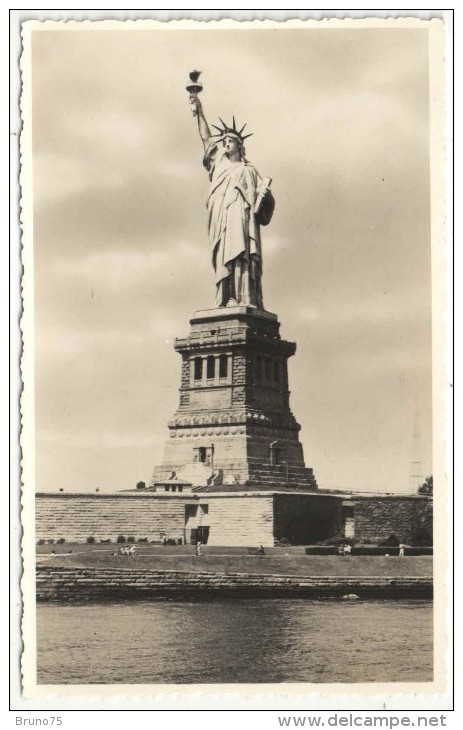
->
<box><xmin>188</xmin><ymin>74</ymin><xmax>275</xmax><ymax>309</ymax></box>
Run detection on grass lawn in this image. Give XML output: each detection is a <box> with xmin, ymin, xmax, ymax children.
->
<box><xmin>36</xmin><ymin>543</ymin><xmax>432</xmax><ymax>577</ymax></box>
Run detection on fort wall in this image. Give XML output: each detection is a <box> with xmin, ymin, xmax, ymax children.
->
<box><xmin>36</xmin><ymin>491</ymin><xmax>432</xmax><ymax>547</ymax></box>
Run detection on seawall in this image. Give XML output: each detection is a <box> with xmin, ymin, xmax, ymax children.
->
<box><xmin>36</xmin><ymin>565</ymin><xmax>432</xmax><ymax>601</ymax></box>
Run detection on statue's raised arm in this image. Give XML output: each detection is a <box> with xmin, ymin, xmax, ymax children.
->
<box><xmin>186</xmin><ymin>72</ymin><xmax>275</xmax><ymax>310</ymax></box>
<box><xmin>189</xmin><ymin>94</ymin><xmax>212</xmax><ymax>152</ymax></box>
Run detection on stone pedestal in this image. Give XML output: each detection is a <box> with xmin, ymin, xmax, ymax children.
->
<box><xmin>151</xmin><ymin>305</ymin><xmax>317</xmax><ymax>491</ymax></box>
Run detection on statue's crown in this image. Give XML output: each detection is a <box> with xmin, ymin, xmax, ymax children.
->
<box><xmin>211</xmin><ymin>116</ymin><xmax>253</xmax><ymax>143</ymax></box>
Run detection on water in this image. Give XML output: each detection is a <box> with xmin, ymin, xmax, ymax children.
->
<box><xmin>37</xmin><ymin>599</ymin><xmax>433</xmax><ymax>684</ymax></box>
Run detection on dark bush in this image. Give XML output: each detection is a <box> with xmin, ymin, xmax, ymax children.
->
<box><xmin>37</xmin><ymin>538</ymin><xmax>45</xmax><ymax>545</ymax></box>
<box><xmin>316</xmin><ymin>535</ymin><xmax>348</xmax><ymax>546</ymax></box>
<box><xmin>86</xmin><ymin>536</ymin><xmax>96</xmax><ymax>544</ymax></box>
<box><xmin>274</xmin><ymin>537</ymin><xmax>291</xmax><ymax>546</ymax></box>
<box><xmin>379</xmin><ymin>533</ymin><xmax>400</xmax><ymax>547</ymax></box>
<box><xmin>305</xmin><ymin>546</ymin><xmax>339</xmax><ymax>555</ymax></box>
<box><xmin>418</xmin><ymin>476</ymin><xmax>433</xmax><ymax>495</ymax></box>
<box><xmin>306</xmin><ymin>545</ymin><xmax>433</xmax><ymax>556</ymax></box>
<box><xmin>116</xmin><ymin>535</ymin><xmax>126</xmax><ymax>544</ymax></box>
<box><xmin>138</xmin><ymin>537</ymin><xmax>148</xmax><ymax>543</ymax></box>
<box><xmin>56</xmin><ymin>538</ymin><xmax>66</xmax><ymax>544</ymax></box>
<box><xmin>127</xmin><ymin>536</ymin><xmax>135</xmax><ymax>543</ymax></box>
<box><xmin>413</xmin><ymin>530</ymin><xmax>433</xmax><ymax>547</ymax></box>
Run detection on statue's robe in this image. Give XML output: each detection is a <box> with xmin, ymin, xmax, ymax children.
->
<box><xmin>204</xmin><ymin>142</ymin><xmax>274</xmax><ymax>308</ymax></box>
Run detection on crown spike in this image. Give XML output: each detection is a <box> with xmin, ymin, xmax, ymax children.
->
<box><xmin>213</xmin><ymin>116</ymin><xmax>253</xmax><ymax>142</ymax></box>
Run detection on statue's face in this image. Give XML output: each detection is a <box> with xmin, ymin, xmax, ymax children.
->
<box><xmin>223</xmin><ymin>135</ymin><xmax>241</xmax><ymax>160</ymax></box>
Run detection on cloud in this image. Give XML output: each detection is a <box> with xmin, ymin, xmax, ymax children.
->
<box><xmin>35</xmin><ymin>176</ymin><xmax>191</xmax><ymax>250</ymax></box>
<box><xmin>39</xmin><ymin>427</ymin><xmax>156</xmax><ymax>450</ymax></box>
<box><xmin>296</xmin><ymin>290</ymin><xmax>431</xmax><ymax>326</ymax></box>
<box><xmin>50</xmin><ymin>240</ymin><xmax>200</xmax><ymax>284</ymax></box>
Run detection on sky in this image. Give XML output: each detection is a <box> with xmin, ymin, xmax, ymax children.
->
<box><xmin>31</xmin><ymin>22</ymin><xmax>433</xmax><ymax>494</ymax></box>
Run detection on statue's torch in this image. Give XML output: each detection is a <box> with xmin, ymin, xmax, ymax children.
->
<box><xmin>186</xmin><ymin>70</ymin><xmax>203</xmax><ymax>116</ymax></box>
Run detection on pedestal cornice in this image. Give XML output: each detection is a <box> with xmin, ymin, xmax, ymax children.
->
<box><xmin>191</xmin><ymin>305</ymin><xmax>278</xmax><ymax>324</ymax></box>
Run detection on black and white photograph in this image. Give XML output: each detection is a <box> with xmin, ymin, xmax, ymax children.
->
<box><xmin>17</xmin><ymin>16</ymin><xmax>448</xmax><ymax>699</ymax></box>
